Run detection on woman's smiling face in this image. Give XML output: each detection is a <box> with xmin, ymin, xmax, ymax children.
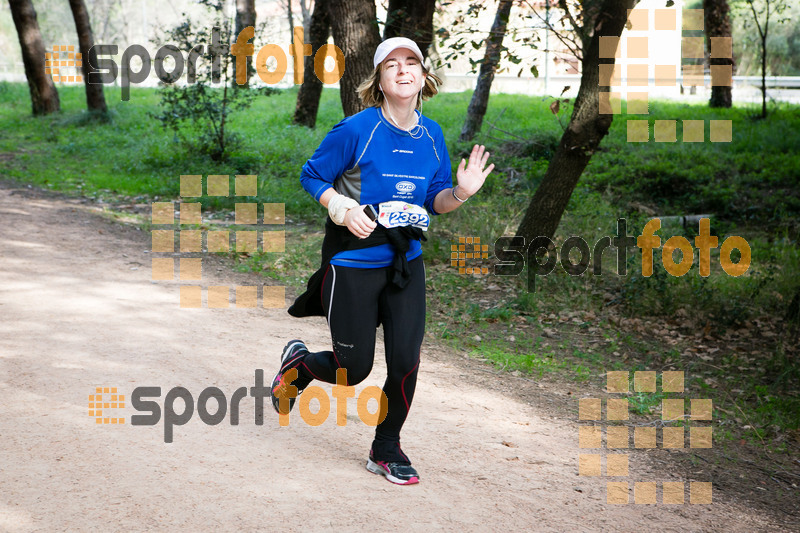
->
<box><xmin>379</xmin><ymin>47</ymin><xmax>425</xmax><ymax>105</ymax></box>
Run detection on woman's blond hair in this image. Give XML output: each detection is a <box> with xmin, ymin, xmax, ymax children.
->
<box><xmin>357</xmin><ymin>63</ymin><xmax>441</xmax><ymax>110</ymax></box>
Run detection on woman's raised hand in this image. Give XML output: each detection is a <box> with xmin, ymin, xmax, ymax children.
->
<box><xmin>455</xmin><ymin>144</ymin><xmax>495</xmax><ymax>199</ymax></box>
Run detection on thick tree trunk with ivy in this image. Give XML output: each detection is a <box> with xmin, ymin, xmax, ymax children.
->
<box><xmin>516</xmin><ymin>0</ymin><xmax>636</xmax><ymax>243</ymax></box>
<box><xmin>8</xmin><ymin>0</ymin><xmax>60</xmax><ymax>115</ymax></box>
<box><xmin>703</xmin><ymin>0</ymin><xmax>733</xmax><ymax>108</ymax></box>
<box><xmin>233</xmin><ymin>0</ymin><xmax>256</xmax><ymax>88</ymax></box>
<box><xmin>293</xmin><ymin>0</ymin><xmax>331</xmax><ymax>128</ymax></box>
<box><xmin>328</xmin><ymin>0</ymin><xmax>381</xmax><ymax>116</ymax></box>
<box><xmin>458</xmin><ymin>0</ymin><xmax>513</xmax><ymax>142</ymax></box>
<box><xmin>384</xmin><ymin>0</ymin><xmax>435</xmax><ymax>56</ymax></box>
<box><xmin>68</xmin><ymin>0</ymin><xmax>107</xmax><ymax>113</ymax></box>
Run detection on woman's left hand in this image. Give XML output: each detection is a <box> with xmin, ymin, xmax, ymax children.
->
<box><xmin>455</xmin><ymin>144</ymin><xmax>495</xmax><ymax>199</ymax></box>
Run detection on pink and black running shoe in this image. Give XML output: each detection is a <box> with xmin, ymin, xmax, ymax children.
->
<box><xmin>270</xmin><ymin>340</ymin><xmax>309</xmax><ymax>415</ymax></box>
<box><xmin>366</xmin><ymin>450</ymin><xmax>420</xmax><ymax>485</ymax></box>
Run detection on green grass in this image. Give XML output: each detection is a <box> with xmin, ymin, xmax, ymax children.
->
<box><xmin>587</xmin><ymin>99</ymin><xmax>800</xmax><ymax>230</ymax></box>
<box><xmin>3</xmin><ymin>82</ymin><xmax>797</xmax><ymax>231</ymax></box>
<box><xmin>2</xmin><ymin>81</ymin><xmax>798</xmax><ymax>444</ymax></box>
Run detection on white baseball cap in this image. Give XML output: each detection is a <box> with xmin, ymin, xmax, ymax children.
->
<box><xmin>373</xmin><ymin>37</ymin><xmax>424</xmax><ymax>69</ymax></box>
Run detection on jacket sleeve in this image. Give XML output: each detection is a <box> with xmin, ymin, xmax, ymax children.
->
<box><xmin>424</xmin><ymin>124</ymin><xmax>453</xmax><ymax>215</ymax></box>
<box><xmin>299</xmin><ymin>118</ymin><xmax>358</xmax><ymax>202</ymax></box>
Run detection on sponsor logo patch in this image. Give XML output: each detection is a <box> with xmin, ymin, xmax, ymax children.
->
<box><xmin>396</xmin><ymin>181</ymin><xmax>416</xmax><ymax>193</ymax></box>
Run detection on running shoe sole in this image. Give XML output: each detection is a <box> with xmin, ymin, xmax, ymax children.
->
<box><xmin>270</xmin><ymin>340</ymin><xmax>308</xmax><ymax>415</ymax></box>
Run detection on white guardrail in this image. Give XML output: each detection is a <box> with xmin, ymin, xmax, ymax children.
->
<box><xmin>441</xmin><ymin>74</ymin><xmax>800</xmax><ymax>102</ymax></box>
<box><xmin>1</xmin><ymin>61</ymin><xmax>799</xmax><ymax>102</ymax></box>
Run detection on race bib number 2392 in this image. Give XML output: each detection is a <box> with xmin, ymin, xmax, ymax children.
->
<box><xmin>377</xmin><ymin>201</ymin><xmax>430</xmax><ymax>231</ymax></box>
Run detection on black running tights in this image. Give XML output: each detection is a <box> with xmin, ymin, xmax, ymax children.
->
<box><xmin>295</xmin><ymin>257</ymin><xmax>425</xmax><ymax>463</ymax></box>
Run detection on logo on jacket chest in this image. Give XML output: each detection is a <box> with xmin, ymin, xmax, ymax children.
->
<box><xmin>395</xmin><ymin>181</ymin><xmax>416</xmax><ymax>193</ymax></box>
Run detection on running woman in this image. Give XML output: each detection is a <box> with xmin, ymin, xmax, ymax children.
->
<box><xmin>271</xmin><ymin>37</ymin><xmax>494</xmax><ymax>485</ymax></box>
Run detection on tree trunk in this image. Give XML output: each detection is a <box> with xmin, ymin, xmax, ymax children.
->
<box><xmin>286</xmin><ymin>0</ymin><xmax>295</xmax><ymax>37</ymax></box>
<box><xmin>458</xmin><ymin>0</ymin><xmax>513</xmax><ymax>142</ymax></box>
<box><xmin>8</xmin><ymin>0</ymin><xmax>60</xmax><ymax>115</ymax></box>
<box><xmin>760</xmin><ymin>32</ymin><xmax>767</xmax><ymax>118</ymax></box>
<box><xmin>293</xmin><ymin>0</ymin><xmax>330</xmax><ymax>128</ymax></box>
<box><xmin>299</xmin><ymin>0</ymin><xmax>313</xmax><ymax>36</ymax></box>
<box><xmin>703</xmin><ymin>0</ymin><xmax>733</xmax><ymax>108</ymax></box>
<box><xmin>516</xmin><ymin>0</ymin><xmax>636</xmax><ymax>243</ymax></box>
<box><xmin>746</xmin><ymin>0</ymin><xmax>770</xmax><ymax>119</ymax></box>
<box><xmin>384</xmin><ymin>0</ymin><xmax>435</xmax><ymax>57</ymax></box>
<box><xmin>328</xmin><ymin>0</ymin><xmax>381</xmax><ymax>116</ymax></box>
<box><xmin>68</xmin><ymin>0</ymin><xmax>107</xmax><ymax>113</ymax></box>
<box><xmin>233</xmin><ymin>0</ymin><xmax>256</xmax><ymax>87</ymax></box>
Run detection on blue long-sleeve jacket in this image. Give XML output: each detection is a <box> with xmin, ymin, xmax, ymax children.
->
<box><xmin>300</xmin><ymin>106</ymin><xmax>453</xmax><ymax>267</ymax></box>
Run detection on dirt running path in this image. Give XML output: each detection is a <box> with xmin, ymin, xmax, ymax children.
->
<box><xmin>0</xmin><ymin>181</ymin><xmax>787</xmax><ymax>532</ymax></box>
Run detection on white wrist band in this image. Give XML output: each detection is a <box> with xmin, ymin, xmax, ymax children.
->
<box><xmin>328</xmin><ymin>193</ymin><xmax>359</xmax><ymax>225</ymax></box>
<box><xmin>452</xmin><ymin>185</ymin><xmax>467</xmax><ymax>203</ymax></box>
